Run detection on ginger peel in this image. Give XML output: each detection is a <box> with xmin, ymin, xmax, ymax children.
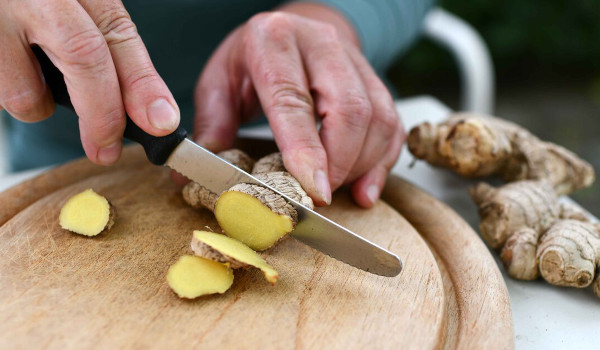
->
<box><xmin>59</xmin><ymin>189</ymin><xmax>116</xmax><ymax>237</ymax></box>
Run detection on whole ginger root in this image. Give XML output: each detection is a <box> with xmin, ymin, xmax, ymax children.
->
<box><xmin>471</xmin><ymin>180</ymin><xmax>600</xmax><ymax>296</ymax></box>
<box><xmin>407</xmin><ymin>113</ymin><xmax>595</xmax><ymax>195</ymax></box>
<box><xmin>408</xmin><ymin>113</ymin><xmax>599</xmax><ymax>298</ymax></box>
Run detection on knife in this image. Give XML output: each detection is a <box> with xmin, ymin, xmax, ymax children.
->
<box><xmin>32</xmin><ymin>46</ymin><xmax>402</xmax><ymax>277</ymax></box>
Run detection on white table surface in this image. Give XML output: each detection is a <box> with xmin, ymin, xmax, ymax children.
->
<box><xmin>1</xmin><ymin>96</ymin><xmax>599</xmax><ymax>349</ymax></box>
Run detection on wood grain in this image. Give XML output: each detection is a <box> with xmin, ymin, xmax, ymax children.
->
<box><xmin>0</xmin><ymin>146</ymin><xmax>448</xmax><ymax>350</ymax></box>
<box><xmin>383</xmin><ymin>175</ymin><xmax>515</xmax><ymax>350</ymax></box>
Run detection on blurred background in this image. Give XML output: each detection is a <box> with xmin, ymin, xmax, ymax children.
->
<box><xmin>388</xmin><ymin>0</ymin><xmax>600</xmax><ymax>216</ymax></box>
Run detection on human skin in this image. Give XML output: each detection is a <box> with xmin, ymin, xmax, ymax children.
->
<box><xmin>0</xmin><ymin>0</ymin><xmax>404</xmax><ymax>208</ymax></box>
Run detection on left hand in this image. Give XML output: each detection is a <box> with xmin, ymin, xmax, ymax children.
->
<box><xmin>193</xmin><ymin>3</ymin><xmax>405</xmax><ymax>208</ymax></box>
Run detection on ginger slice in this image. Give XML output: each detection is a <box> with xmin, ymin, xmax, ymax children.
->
<box><xmin>191</xmin><ymin>230</ymin><xmax>278</xmax><ymax>284</ymax></box>
<box><xmin>215</xmin><ymin>185</ymin><xmax>296</xmax><ymax>251</ymax></box>
<box><xmin>167</xmin><ymin>255</ymin><xmax>234</xmax><ymax>298</ymax></box>
<box><xmin>59</xmin><ymin>189</ymin><xmax>116</xmax><ymax>236</ymax></box>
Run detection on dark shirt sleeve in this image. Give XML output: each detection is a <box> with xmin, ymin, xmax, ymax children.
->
<box><xmin>301</xmin><ymin>0</ymin><xmax>435</xmax><ymax>72</ymax></box>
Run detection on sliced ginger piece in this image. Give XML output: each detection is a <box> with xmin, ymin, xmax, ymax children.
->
<box><xmin>59</xmin><ymin>189</ymin><xmax>116</xmax><ymax>236</ymax></box>
<box><xmin>167</xmin><ymin>255</ymin><xmax>234</xmax><ymax>298</ymax></box>
<box><xmin>191</xmin><ymin>230</ymin><xmax>278</xmax><ymax>284</ymax></box>
<box><xmin>215</xmin><ymin>186</ymin><xmax>296</xmax><ymax>251</ymax></box>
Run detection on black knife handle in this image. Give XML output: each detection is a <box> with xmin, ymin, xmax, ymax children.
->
<box><xmin>32</xmin><ymin>45</ymin><xmax>187</xmax><ymax>165</ymax></box>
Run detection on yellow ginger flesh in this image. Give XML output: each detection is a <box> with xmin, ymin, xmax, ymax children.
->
<box><xmin>59</xmin><ymin>189</ymin><xmax>113</xmax><ymax>236</ymax></box>
<box><xmin>192</xmin><ymin>230</ymin><xmax>278</xmax><ymax>284</ymax></box>
<box><xmin>215</xmin><ymin>191</ymin><xmax>293</xmax><ymax>251</ymax></box>
<box><xmin>167</xmin><ymin>255</ymin><xmax>234</xmax><ymax>298</ymax></box>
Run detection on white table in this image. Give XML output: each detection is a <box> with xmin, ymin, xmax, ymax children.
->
<box><xmin>1</xmin><ymin>96</ymin><xmax>598</xmax><ymax>349</ymax></box>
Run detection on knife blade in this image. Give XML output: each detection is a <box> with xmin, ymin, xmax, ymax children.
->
<box><xmin>33</xmin><ymin>46</ymin><xmax>402</xmax><ymax>277</ymax></box>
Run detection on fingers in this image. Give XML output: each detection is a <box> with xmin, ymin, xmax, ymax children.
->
<box><xmin>0</xmin><ymin>27</ymin><xmax>54</xmax><ymax>121</ymax></box>
<box><xmin>351</xmin><ymin>125</ymin><xmax>404</xmax><ymax>208</ymax></box>
<box><xmin>193</xmin><ymin>30</ymin><xmax>242</xmax><ymax>152</ymax></box>
<box><xmin>348</xmin><ymin>46</ymin><xmax>405</xmax><ymax>207</ymax></box>
<box><xmin>344</xmin><ymin>45</ymin><xmax>402</xmax><ymax>183</ymax></box>
<box><xmin>245</xmin><ymin>13</ymin><xmax>331</xmax><ymax>206</ymax></box>
<box><xmin>21</xmin><ymin>0</ymin><xmax>125</xmax><ymax>164</ymax></box>
<box><xmin>295</xmin><ymin>21</ymin><xmax>371</xmax><ymax>191</ymax></box>
<box><xmin>80</xmin><ymin>0</ymin><xmax>179</xmax><ymax>136</ymax></box>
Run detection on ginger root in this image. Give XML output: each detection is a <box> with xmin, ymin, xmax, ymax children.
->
<box><xmin>470</xmin><ymin>180</ymin><xmax>560</xmax><ymax>249</ymax></box>
<box><xmin>252</xmin><ymin>152</ymin><xmax>285</xmax><ymax>174</ymax></box>
<box><xmin>471</xmin><ymin>180</ymin><xmax>600</xmax><ymax>296</ymax></box>
<box><xmin>537</xmin><ymin>220</ymin><xmax>600</xmax><ymax>288</ymax></box>
<box><xmin>409</xmin><ymin>113</ymin><xmax>600</xmax><ymax>298</ymax></box>
<box><xmin>59</xmin><ymin>189</ymin><xmax>116</xmax><ymax>236</ymax></box>
<box><xmin>407</xmin><ymin>113</ymin><xmax>595</xmax><ymax>195</ymax></box>
<box><xmin>182</xmin><ymin>149</ymin><xmax>255</xmax><ymax>211</ymax></box>
<box><xmin>191</xmin><ymin>230</ymin><xmax>278</xmax><ymax>284</ymax></box>
<box><xmin>184</xmin><ymin>151</ymin><xmax>312</xmax><ymax>251</ymax></box>
<box><xmin>167</xmin><ymin>255</ymin><xmax>234</xmax><ymax>298</ymax></box>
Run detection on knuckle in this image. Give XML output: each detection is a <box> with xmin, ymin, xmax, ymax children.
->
<box><xmin>267</xmin><ymin>80</ymin><xmax>313</xmax><ymax>115</ymax></box>
<box><xmin>123</xmin><ymin>64</ymin><xmax>160</xmax><ymax>90</ymax></box>
<box><xmin>60</xmin><ymin>29</ymin><xmax>110</xmax><ymax>71</ymax></box>
<box><xmin>318</xmin><ymin>23</ymin><xmax>339</xmax><ymax>42</ymax></box>
<box><xmin>375</xmin><ymin>104</ymin><xmax>400</xmax><ymax>136</ymax></box>
<box><xmin>248</xmin><ymin>12</ymin><xmax>293</xmax><ymax>39</ymax></box>
<box><xmin>335</xmin><ymin>92</ymin><xmax>372</xmax><ymax>129</ymax></box>
<box><xmin>96</xmin><ymin>7</ymin><xmax>138</xmax><ymax>46</ymax></box>
<box><xmin>86</xmin><ymin>106</ymin><xmax>124</xmax><ymax>141</ymax></box>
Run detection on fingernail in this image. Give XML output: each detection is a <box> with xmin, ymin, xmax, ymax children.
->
<box><xmin>147</xmin><ymin>98</ymin><xmax>178</xmax><ymax>131</ymax></box>
<box><xmin>313</xmin><ymin>170</ymin><xmax>332</xmax><ymax>205</ymax></box>
<box><xmin>97</xmin><ymin>142</ymin><xmax>121</xmax><ymax>165</ymax></box>
<box><xmin>366</xmin><ymin>184</ymin><xmax>380</xmax><ymax>205</ymax></box>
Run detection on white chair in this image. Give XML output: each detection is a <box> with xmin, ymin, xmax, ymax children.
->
<box><xmin>423</xmin><ymin>8</ymin><xmax>495</xmax><ymax>114</ymax></box>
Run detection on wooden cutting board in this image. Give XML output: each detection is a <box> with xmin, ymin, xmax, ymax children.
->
<box><xmin>0</xmin><ymin>146</ymin><xmax>446</xmax><ymax>349</ymax></box>
<box><xmin>0</xmin><ymin>146</ymin><xmax>513</xmax><ymax>349</ymax></box>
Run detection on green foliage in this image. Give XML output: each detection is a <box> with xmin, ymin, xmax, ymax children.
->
<box><xmin>389</xmin><ymin>0</ymin><xmax>600</xmax><ymax>91</ymax></box>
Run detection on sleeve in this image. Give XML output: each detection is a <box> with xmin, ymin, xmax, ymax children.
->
<box><xmin>301</xmin><ymin>0</ymin><xmax>435</xmax><ymax>72</ymax></box>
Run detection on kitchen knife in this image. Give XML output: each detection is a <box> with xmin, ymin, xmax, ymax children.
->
<box><xmin>32</xmin><ymin>46</ymin><xmax>402</xmax><ymax>277</ymax></box>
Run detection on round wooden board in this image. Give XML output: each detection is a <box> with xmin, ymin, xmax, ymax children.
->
<box><xmin>0</xmin><ymin>146</ymin><xmax>448</xmax><ymax>349</ymax></box>
<box><xmin>383</xmin><ymin>175</ymin><xmax>514</xmax><ymax>349</ymax></box>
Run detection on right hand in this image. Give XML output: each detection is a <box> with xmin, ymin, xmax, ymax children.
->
<box><xmin>0</xmin><ymin>0</ymin><xmax>179</xmax><ymax>165</ymax></box>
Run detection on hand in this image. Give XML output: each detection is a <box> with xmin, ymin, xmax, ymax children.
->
<box><xmin>194</xmin><ymin>3</ymin><xmax>405</xmax><ymax>207</ymax></box>
<box><xmin>0</xmin><ymin>0</ymin><xmax>179</xmax><ymax>165</ymax></box>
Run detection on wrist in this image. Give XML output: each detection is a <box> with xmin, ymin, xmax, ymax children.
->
<box><xmin>278</xmin><ymin>2</ymin><xmax>360</xmax><ymax>49</ymax></box>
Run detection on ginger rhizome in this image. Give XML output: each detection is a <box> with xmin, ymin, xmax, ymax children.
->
<box><xmin>471</xmin><ymin>180</ymin><xmax>600</xmax><ymax>295</ymax></box>
<box><xmin>408</xmin><ymin>113</ymin><xmax>599</xmax><ymax>298</ymax></box>
<box><xmin>167</xmin><ymin>255</ymin><xmax>234</xmax><ymax>298</ymax></box>
<box><xmin>182</xmin><ymin>149</ymin><xmax>255</xmax><ymax>211</ymax></box>
<box><xmin>183</xmin><ymin>152</ymin><xmax>312</xmax><ymax>251</ymax></box>
<box><xmin>175</xmin><ymin>151</ymin><xmax>313</xmax><ymax>299</ymax></box>
<box><xmin>191</xmin><ymin>230</ymin><xmax>278</xmax><ymax>284</ymax></box>
<box><xmin>59</xmin><ymin>189</ymin><xmax>116</xmax><ymax>236</ymax></box>
<box><xmin>407</xmin><ymin>113</ymin><xmax>595</xmax><ymax>195</ymax></box>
